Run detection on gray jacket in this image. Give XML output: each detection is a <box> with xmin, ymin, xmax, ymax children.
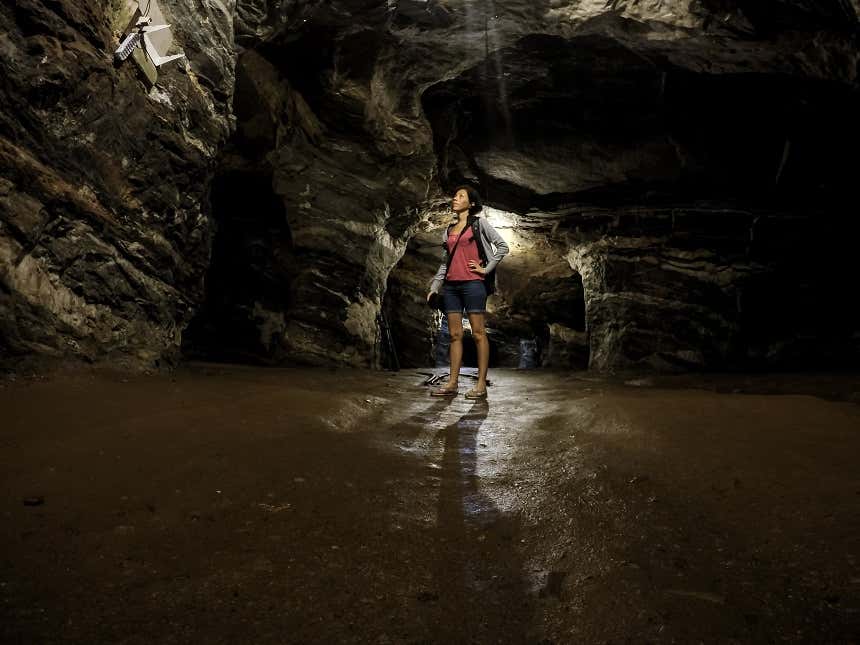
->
<box><xmin>429</xmin><ymin>215</ymin><xmax>510</xmax><ymax>293</ymax></box>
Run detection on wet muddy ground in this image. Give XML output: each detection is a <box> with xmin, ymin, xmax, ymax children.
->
<box><xmin>2</xmin><ymin>365</ymin><xmax>859</xmax><ymax>644</ymax></box>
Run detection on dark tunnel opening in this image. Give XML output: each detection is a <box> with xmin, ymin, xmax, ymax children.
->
<box><xmin>181</xmin><ymin>168</ymin><xmax>295</xmax><ymax>363</ymax></box>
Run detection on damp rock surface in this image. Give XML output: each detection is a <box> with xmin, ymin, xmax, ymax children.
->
<box><xmin>2</xmin><ymin>365</ymin><xmax>859</xmax><ymax>643</ymax></box>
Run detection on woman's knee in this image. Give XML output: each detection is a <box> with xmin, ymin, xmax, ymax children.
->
<box><xmin>449</xmin><ymin>327</ymin><xmax>465</xmax><ymax>342</ymax></box>
<box><xmin>471</xmin><ymin>327</ymin><xmax>487</xmax><ymax>343</ymax></box>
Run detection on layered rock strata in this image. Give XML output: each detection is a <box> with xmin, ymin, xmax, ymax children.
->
<box><xmin>0</xmin><ymin>0</ymin><xmax>234</xmax><ymax>366</ymax></box>
<box><xmin>2</xmin><ymin>0</ymin><xmax>858</xmax><ymax>370</ymax></box>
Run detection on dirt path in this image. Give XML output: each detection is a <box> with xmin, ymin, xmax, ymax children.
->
<box><xmin>2</xmin><ymin>366</ymin><xmax>858</xmax><ymax>643</ymax></box>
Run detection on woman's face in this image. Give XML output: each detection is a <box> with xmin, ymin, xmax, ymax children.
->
<box><xmin>452</xmin><ymin>189</ymin><xmax>471</xmax><ymax>213</ymax></box>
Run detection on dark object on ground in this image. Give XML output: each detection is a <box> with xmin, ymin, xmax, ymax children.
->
<box><xmin>378</xmin><ymin>311</ymin><xmax>400</xmax><ymax>371</ymax></box>
<box><xmin>419</xmin><ymin>371</ymin><xmax>492</xmax><ymax>387</ymax></box>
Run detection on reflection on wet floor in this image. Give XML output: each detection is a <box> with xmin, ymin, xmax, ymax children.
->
<box><xmin>1</xmin><ymin>365</ymin><xmax>859</xmax><ymax>643</ymax></box>
<box><xmin>427</xmin><ymin>398</ymin><xmax>530</xmax><ymax>643</ymax></box>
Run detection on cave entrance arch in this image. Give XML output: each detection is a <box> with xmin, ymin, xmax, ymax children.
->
<box><xmin>491</xmin><ymin>267</ymin><xmax>588</xmax><ymax>369</ymax></box>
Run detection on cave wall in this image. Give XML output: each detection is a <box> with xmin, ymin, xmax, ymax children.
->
<box><xmin>383</xmin><ymin>223</ymin><xmax>445</xmax><ymax>369</ymax></box>
<box><xmin>188</xmin><ymin>9</ymin><xmax>442</xmax><ymax>366</ymax></box>
<box><xmin>229</xmin><ymin>0</ymin><xmax>860</xmax><ymax>371</ymax></box>
<box><xmin>0</xmin><ymin>0</ymin><xmax>235</xmax><ymax>367</ymax></box>
<box><xmin>564</xmin><ymin>208</ymin><xmax>859</xmax><ymax>371</ymax></box>
<box><xmin>2</xmin><ymin>0</ymin><xmax>859</xmax><ymax>371</ymax></box>
<box><xmin>417</xmin><ymin>10</ymin><xmax>860</xmax><ymax>371</ymax></box>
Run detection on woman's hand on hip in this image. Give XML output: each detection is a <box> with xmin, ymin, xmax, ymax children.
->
<box><xmin>468</xmin><ymin>260</ymin><xmax>486</xmax><ymax>275</ymax></box>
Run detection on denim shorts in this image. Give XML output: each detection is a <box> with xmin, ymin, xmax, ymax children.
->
<box><xmin>442</xmin><ymin>280</ymin><xmax>487</xmax><ymax>314</ymax></box>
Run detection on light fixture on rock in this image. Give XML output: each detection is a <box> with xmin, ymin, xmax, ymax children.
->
<box><xmin>113</xmin><ymin>0</ymin><xmax>184</xmax><ymax>87</ymax></box>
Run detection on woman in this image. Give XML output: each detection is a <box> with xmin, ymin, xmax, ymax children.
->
<box><xmin>426</xmin><ymin>186</ymin><xmax>509</xmax><ymax>398</ymax></box>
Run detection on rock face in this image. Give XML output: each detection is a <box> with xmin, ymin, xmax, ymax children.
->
<box><xmin>0</xmin><ymin>0</ymin><xmax>234</xmax><ymax>367</ymax></box>
<box><xmin>180</xmin><ymin>37</ymin><xmax>438</xmax><ymax>365</ymax></box>
<box><xmin>562</xmin><ymin>208</ymin><xmax>859</xmax><ymax>371</ymax></box>
<box><xmin>2</xmin><ymin>0</ymin><xmax>859</xmax><ymax>371</ymax></box>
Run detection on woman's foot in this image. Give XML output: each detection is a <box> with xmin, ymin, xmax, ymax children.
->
<box><xmin>464</xmin><ymin>386</ymin><xmax>487</xmax><ymax>399</ymax></box>
<box><xmin>431</xmin><ymin>382</ymin><xmax>459</xmax><ymax>396</ymax></box>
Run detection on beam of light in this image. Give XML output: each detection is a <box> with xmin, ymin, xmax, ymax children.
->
<box><xmin>483</xmin><ymin>1</ymin><xmax>514</xmax><ymax>145</ymax></box>
<box><xmin>481</xmin><ymin>205</ymin><xmax>518</xmax><ymax>230</ymax></box>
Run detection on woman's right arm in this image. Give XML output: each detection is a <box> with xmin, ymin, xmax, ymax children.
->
<box><xmin>428</xmin><ymin>233</ymin><xmax>449</xmax><ymax>298</ymax></box>
<box><xmin>429</xmin><ymin>262</ymin><xmax>447</xmax><ymax>297</ymax></box>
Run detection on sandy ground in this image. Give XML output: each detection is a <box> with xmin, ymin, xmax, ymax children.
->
<box><xmin>1</xmin><ymin>365</ymin><xmax>859</xmax><ymax>644</ymax></box>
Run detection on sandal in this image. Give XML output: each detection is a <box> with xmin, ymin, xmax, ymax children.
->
<box><xmin>431</xmin><ymin>384</ymin><xmax>459</xmax><ymax>396</ymax></box>
<box><xmin>464</xmin><ymin>387</ymin><xmax>487</xmax><ymax>399</ymax></box>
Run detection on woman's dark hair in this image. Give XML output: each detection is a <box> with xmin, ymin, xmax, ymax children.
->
<box><xmin>454</xmin><ymin>185</ymin><xmax>483</xmax><ymax>216</ymax></box>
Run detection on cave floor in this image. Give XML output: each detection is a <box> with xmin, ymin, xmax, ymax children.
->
<box><xmin>1</xmin><ymin>365</ymin><xmax>859</xmax><ymax>644</ymax></box>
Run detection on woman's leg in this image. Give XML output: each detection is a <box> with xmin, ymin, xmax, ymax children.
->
<box><xmin>432</xmin><ymin>284</ymin><xmax>466</xmax><ymax>395</ymax></box>
<box><xmin>447</xmin><ymin>312</ymin><xmax>464</xmax><ymax>386</ymax></box>
<box><xmin>467</xmin><ymin>311</ymin><xmax>488</xmax><ymax>391</ymax></box>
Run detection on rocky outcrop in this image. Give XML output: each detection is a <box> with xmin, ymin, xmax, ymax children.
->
<box><xmin>562</xmin><ymin>207</ymin><xmax>859</xmax><ymax>371</ymax></box>
<box><xmin>382</xmin><ymin>222</ymin><xmax>447</xmax><ymax>369</ymax></box>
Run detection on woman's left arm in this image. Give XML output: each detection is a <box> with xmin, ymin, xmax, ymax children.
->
<box><xmin>480</xmin><ymin>219</ymin><xmax>510</xmax><ymax>273</ymax></box>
